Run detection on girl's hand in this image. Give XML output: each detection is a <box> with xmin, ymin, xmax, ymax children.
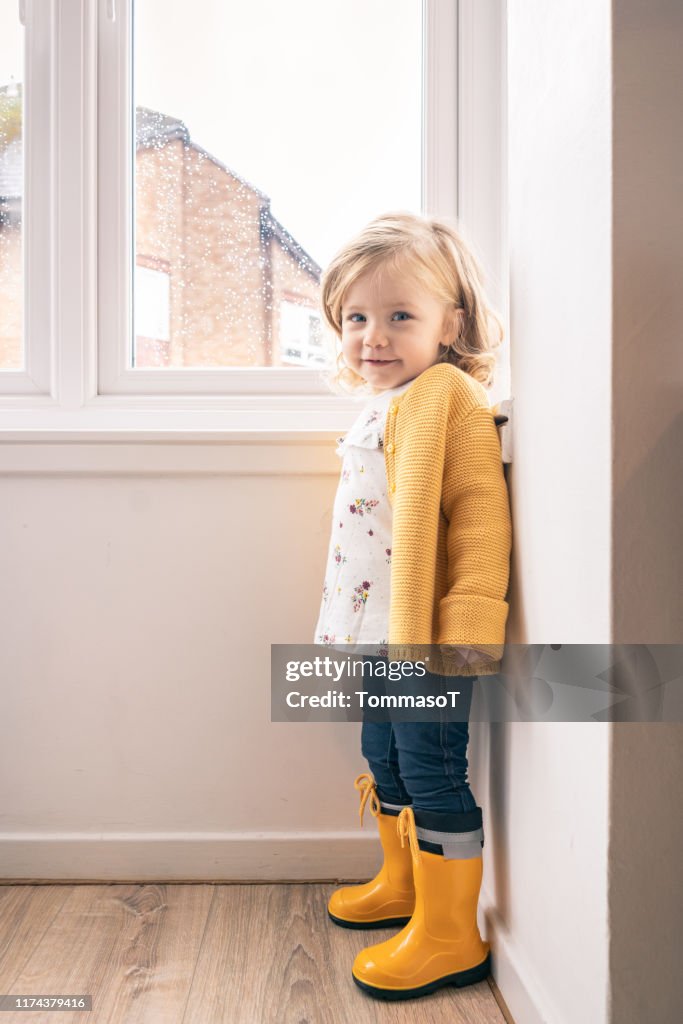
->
<box><xmin>441</xmin><ymin>645</ymin><xmax>497</xmax><ymax>669</ymax></box>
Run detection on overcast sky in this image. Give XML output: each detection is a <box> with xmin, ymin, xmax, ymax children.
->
<box><xmin>2</xmin><ymin>0</ymin><xmax>422</xmax><ymax>271</ymax></box>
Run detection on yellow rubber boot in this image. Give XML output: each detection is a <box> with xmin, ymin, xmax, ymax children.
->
<box><xmin>352</xmin><ymin>805</ymin><xmax>490</xmax><ymax>999</ymax></box>
<box><xmin>328</xmin><ymin>773</ymin><xmax>415</xmax><ymax>929</ymax></box>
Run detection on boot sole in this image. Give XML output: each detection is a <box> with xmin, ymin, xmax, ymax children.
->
<box><xmin>327</xmin><ymin>910</ymin><xmax>412</xmax><ymax>930</ymax></box>
<box><xmin>352</xmin><ymin>950</ymin><xmax>491</xmax><ymax>1000</ymax></box>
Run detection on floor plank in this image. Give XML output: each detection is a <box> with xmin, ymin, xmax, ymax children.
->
<box><xmin>0</xmin><ymin>884</ymin><xmax>508</xmax><ymax>1024</ymax></box>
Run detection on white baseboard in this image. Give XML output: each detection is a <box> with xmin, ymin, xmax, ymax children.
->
<box><xmin>0</xmin><ymin>830</ymin><xmax>383</xmax><ymax>883</ymax></box>
<box><xmin>480</xmin><ymin>884</ymin><xmax>558</xmax><ymax>1024</ymax></box>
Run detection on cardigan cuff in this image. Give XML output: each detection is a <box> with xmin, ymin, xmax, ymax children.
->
<box><xmin>436</xmin><ymin>592</ymin><xmax>509</xmax><ymax>654</ymax></box>
<box><xmin>384</xmin><ymin>644</ymin><xmax>502</xmax><ymax>677</ymax></box>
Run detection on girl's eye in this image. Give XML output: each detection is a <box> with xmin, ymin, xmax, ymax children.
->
<box><xmin>345</xmin><ymin>312</ymin><xmax>411</xmax><ymax>322</ymax></box>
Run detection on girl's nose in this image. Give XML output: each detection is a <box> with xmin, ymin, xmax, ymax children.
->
<box><xmin>364</xmin><ymin>323</ymin><xmax>389</xmax><ymax>347</ymax></box>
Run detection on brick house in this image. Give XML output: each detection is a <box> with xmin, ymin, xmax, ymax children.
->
<box><xmin>0</xmin><ymin>86</ymin><xmax>329</xmax><ymax>370</ymax></box>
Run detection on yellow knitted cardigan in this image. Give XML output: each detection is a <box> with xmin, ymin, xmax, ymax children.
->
<box><xmin>382</xmin><ymin>361</ymin><xmax>512</xmax><ymax>677</ymax></box>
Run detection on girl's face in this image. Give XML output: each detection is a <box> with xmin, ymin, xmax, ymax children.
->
<box><xmin>340</xmin><ymin>262</ymin><xmax>454</xmax><ymax>390</ymax></box>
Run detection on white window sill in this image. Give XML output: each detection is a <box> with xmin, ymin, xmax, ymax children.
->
<box><xmin>0</xmin><ymin>396</ymin><xmax>365</xmax><ymax>473</ymax></box>
<box><xmin>0</xmin><ymin>393</ymin><xmax>366</xmax><ymax>441</ymax></box>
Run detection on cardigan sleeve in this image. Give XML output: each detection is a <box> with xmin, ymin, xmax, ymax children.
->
<box><xmin>386</xmin><ymin>394</ymin><xmax>449</xmax><ymax>650</ymax></box>
<box><xmin>437</xmin><ymin>404</ymin><xmax>512</xmax><ymax>655</ymax></box>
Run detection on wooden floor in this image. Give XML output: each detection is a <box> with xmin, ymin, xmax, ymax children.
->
<box><xmin>0</xmin><ymin>883</ymin><xmax>510</xmax><ymax>1023</ymax></box>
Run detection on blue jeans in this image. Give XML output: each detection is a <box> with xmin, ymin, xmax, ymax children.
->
<box><xmin>360</xmin><ymin>655</ymin><xmax>478</xmax><ymax>814</ymax></box>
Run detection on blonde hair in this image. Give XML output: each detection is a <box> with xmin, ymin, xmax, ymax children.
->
<box><xmin>318</xmin><ymin>210</ymin><xmax>504</xmax><ymax>396</ymax></box>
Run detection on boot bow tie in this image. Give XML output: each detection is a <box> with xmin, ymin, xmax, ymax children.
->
<box><xmin>354</xmin><ymin>772</ymin><xmax>381</xmax><ymax>826</ymax></box>
<box><xmin>397</xmin><ymin>805</ymin><xmax>422</xmax><ymax>867</ymax></box>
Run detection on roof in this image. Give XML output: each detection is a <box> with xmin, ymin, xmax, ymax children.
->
<box><xmin>261</xmin><ymin>207</ymin><xmax>321</xmax><ymax>280</ymax></box>
<box><xmin>136</xmin><ymin>106</ymin><xmax>269</xmax><ymax>198</ymax></box>
<box><xmin>136</xmin><ymin>106</ymin><xmax>320</xmax><ymax>279</ymax></box>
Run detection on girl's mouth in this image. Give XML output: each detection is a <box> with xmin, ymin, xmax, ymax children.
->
<box><xmin>364</xmin><ymin>359</ymin><xmax>396</xmax><ymax>365</ymax></box>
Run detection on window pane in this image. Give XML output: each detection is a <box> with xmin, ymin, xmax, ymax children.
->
<box><xmin>0</xmin><ymin>17</ymin><xmax>24</xmax><ymax>371</ymax></box>
<box><xmin>133</xmin><ymin>0</ymin><xmax>422</xmax><ymax>369</ymax></box>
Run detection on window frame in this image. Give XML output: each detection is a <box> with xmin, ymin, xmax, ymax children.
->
<box><xmin>0</xmin><ymin>0</ymin><xmax>506</xmax><ymax>433</ymax></box>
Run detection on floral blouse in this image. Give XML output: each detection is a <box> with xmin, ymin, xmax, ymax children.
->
<box><xmin>313</xmin><ymin>380</ymin><xmax>414</xmax><ymax>655</ymax></box>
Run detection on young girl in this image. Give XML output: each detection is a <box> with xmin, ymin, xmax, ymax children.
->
<box><xmin>313</xmin><ymin>211</ymin><xmax>512</xmax><ymax>1001</ymax></box>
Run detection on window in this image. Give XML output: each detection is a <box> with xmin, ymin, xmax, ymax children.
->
<box><xmin>108</xmin><ymin>0</ymin><xmax>423</xmax><ymax>390</ymax></box>
<box><xmin>279</xmin><ymin>299</ymin><xmax>327</xmax><ymax>368</ymax></box>
<box><xmin>134</xmin><ymin>261</ymin><xmax>171</xmax><ymax>366</ymax></box>
<box><xmin>0</xmin><ymin>0</ymin><xmax>505</xmax><ymax>429</ymax></box>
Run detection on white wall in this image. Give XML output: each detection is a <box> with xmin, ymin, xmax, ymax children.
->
<box><xmin>490</xmin><ymin>3</ymin><xmax>683</xmax><ymax>1024</ymax></box>
<box><xmin>0</xmin><ymin>444</ymin><xmax>383</xmax><ymax>881</ymax></box>
<box><xmin>474</xmin><ymin>3</ymin><xmax>613</xmax><ymax>1024</ymax></box>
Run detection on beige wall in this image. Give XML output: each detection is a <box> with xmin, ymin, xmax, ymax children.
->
<box><xmin>173</xmin><ymin>144</ymin><xmax>267</xmax><ymax>367</ymax></box>
<box><xmin>610</xmin><ymin>2</ymin><xmax>683</xmax><ymax>1022</ymax></box>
